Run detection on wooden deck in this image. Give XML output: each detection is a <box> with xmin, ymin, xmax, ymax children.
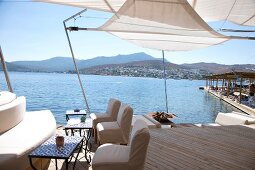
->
<box><xmin>46</xmin><ymin>125</ymin><xmax>255</xmax><ymax>170</ymax></box>
<box><xmin>145</xmin><ymin>125</ymin><xmax>255</xmax><ymax>170</ymax></box>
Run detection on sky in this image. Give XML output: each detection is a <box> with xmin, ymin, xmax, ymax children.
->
<box><xmin>0</xmin><ymin>0</ymin><xmax>255</xmax><ymax>65</ymax></box>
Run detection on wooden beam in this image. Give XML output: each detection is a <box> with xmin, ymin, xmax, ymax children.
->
<box><xmin>239</xmin><ymin>78</ymin><xmax>243</xmax><ymax>104</ymax></box>
<box><xmin>227</xmin><ymin>79</ymin><xmax>230</xmax><ymax>97</ymax></box>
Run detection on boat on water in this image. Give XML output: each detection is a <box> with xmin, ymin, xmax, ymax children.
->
<box><xmin>1</xmin><ymin>0</ymin><xmax>255</xmax><ymax>169</ymax></box>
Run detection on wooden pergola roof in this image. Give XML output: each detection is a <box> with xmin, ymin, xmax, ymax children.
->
<box><xmin>206</xmin><ymin>72</ymin><xmax>255</xmax><ymax>79</ymax></box>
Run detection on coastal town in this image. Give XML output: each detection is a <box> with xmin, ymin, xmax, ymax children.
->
<box><xmin>79</xmin><ymin>64</ymin><xmax>208</xmax><ymax>80</ymax></box>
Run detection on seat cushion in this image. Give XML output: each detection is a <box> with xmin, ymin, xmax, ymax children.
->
<box><xmin>215</xmin><ymin>112</ymin><xmax>255</xmax><ymax>125</ymax></box>
<box><xmin>92</xmin><ymin>144</ymin><xmax>130</xmax><ymax>170</ymax></box>
<box><xmin>97</xmin><ymin>122</ymin><xmax>126</xmax><ymax>144</ymax></box>
<box><xmin>90</xmin><ymin>113</ymin><xmax>113</xmax><ymax>128</ymax></box>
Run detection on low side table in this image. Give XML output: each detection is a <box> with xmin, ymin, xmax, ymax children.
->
<box><xmin>66</xmin><ymin>110</ymin><xmax>87</xmax><ymax>121</ymax></box>
<box><xmin>28</xmin><ymin>136</ymin><xmax>83</xmax><ymax>170</ymax></box>
<box><xmin>64</xmin><ymin>118</ymin><xmax>93</xmax><ymax>163</ymax></box>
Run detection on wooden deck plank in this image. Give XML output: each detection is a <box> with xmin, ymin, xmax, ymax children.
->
<box><xmin>149</xmin><ymin>131</ymin><xmax>237</xmax><ymax>170</ymax></box>
<box><xmin>47</xmin><ymin>125</ymin><xmax>255</xmax><ymax>170</ymax></box>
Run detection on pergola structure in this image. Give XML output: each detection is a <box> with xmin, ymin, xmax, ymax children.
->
<box><xmin>206</xmin><ymin>72</ymin><xmax>255</xmax><ymax>103</ymax></box>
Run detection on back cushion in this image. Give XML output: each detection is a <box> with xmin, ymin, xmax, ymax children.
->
<box><xmin>0</xmin><ymin>96</ymin><xmax>26</xmax><ymax>134</ymax></box>
<box><xmin>117</xmin><ymin>104</ymin><xmax>133</xmax><ymax>141</ymax></box>
<box><xmin>129</xmin><ymin>128</ymin><xmax>150</xmax><ymax>169</ymax></box>
<box><xmin>106</xmin><ymin>98</ymin><xmax>121</xmax><ymax>121</ymax></box>
<box><xmin>0</xmin><ymin>91</ymin><xmax>16</xmax><ymax>106</ymax></box>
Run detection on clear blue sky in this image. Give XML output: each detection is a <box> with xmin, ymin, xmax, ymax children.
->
<box><xmin>0</xmin><ymin>0</ymin><xmax>255</xmax><ymax>64</ymax></box>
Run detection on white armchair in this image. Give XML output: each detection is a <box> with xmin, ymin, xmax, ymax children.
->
<box><xmin>90</xmin><ymin>98</ymin><xmax>121</xmax><ymax>142</ymax></box>
<box><xmin>96</xmin><ymin>104</ymin><xmax>133</xmax><ymax>145</ymax></box>
<box><xmin>92</xmin><ymin>119</ymin><xmax>150</xmax><ymax>170</ymax></box>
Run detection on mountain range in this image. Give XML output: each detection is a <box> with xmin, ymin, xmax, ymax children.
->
<box><xmin>8</xmin><ymin>52</ymin><xmax>159</xmax><ymax>72</ymax></box>
<box><xmin>1</xmin><ymin>52</ymin><xmax>255</xmax><ymax>79</ymax></box>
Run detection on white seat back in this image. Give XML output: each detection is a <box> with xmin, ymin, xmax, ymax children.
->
<box><xmin>105</xmin><ymin>98</ymin><xmax>121</xmax><ymax>120</ymax></box>
<box><xmin>129</xmin><ymin>119</ymin><xmax>150</xmax><ymax>169</ymax></box>
<box><xmin>0</xmin><ymin>96</ymin><xmax>26</xmax><ymax>134</ymax></box>
<box><xmin>117</xmin><ymin>104</ymin><xmax>133</xmax><ymax>143</ymax></box>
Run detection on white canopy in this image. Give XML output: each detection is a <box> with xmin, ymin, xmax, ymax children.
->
<box><xmin>41</xmin><ymin>0</ymin><xmax>255</xmax><ymax>26</ymax></box>
<box><xmin>40</xmin><ymin>0</ymin><xmax>255</xmax><ymax>51</ymax></box>
<box><xmin>97</xmin><ymin>0</ymin><xmax>229</xmax><ymax>51</ymax></box>
<box><xmin>187</xmin><ymin>0</ymin><xmax>255</xmax><ymax>26</ymax></box>
<box><xmin>39</xmin><ymin>0</ymin><xmax>126</xmax><ymax>13</ymax></box>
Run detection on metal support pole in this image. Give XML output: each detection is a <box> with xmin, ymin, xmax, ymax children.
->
<box><xmin>0</xmin><ymin>46</ymin><xmax>13</xmax><ymax>92</ymax></box>
<box><xmin>162</xmin><ymin>50</ymin><xmax>169</xmax><ymax>113</ymax></box>
<box><xmin>63</xmin><ymin>9</ymin><xmax>90</xmax><ymax>113</ymax></box>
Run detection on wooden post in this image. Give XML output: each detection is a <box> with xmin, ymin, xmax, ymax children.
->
<box><xmin>239</xmin><ymin>78</ymin><xmax>243</xmax><ymax>104</ymax></box>
<box><xmin>227</xmin><ymin>79</ymin><xmax>230</xmax><ymax>97</ymax></box>
<box><xmin>222</xmin><ymin>79</ymin><xmax>225</xmax><ymax>91</ymax></box>
<box><xmin>216</xmin><ymin>79</ymin><xmax>218</xmax><ymax>90</ymax></box>
<box><xmin>234</xmin><ymin>79</ymin><xmax>237</xmax><ymax>92</ymax></box>
<box><xmin>206</xmin><ymin>79</ymin><xmax>208</xmax><ymax>89</ymax></box>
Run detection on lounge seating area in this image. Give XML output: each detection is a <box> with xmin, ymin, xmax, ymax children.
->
<box><xmin>1</xmin><ymin>93</ymin><xmax>255</xmax><ymax>170</ymax></box>
<box><xmin>0</xmin><ymin>91</ymin><xmax>56</xmax><ymax>170</ymax></box>
<box><xmin>206</xmin><ymin>72</ymin><xmax>255</xmax><ymax>114</ymax></box>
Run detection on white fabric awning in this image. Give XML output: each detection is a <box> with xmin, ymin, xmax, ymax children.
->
<box><xmin>39</xmin><ymin>0</ymin><xmax>126</xmax><ymax>13</ymax></box>
<box><xmin>39</xmin><ymin>0</ymin><xmax>255</xmax><ymax>51</ymax></box>
<box><xmin>40</xmin><ymin>0</ymin><xmax>255</xmax><ymax>26</ymax></box>
<box><xmin>97</xmin><ymin>0</ymin><xmax>229</xmax><ymax>51</ymax></box>
<box><xmin>187</xmin><ymin>0</ymin><xmax>255</xmax><ymax>26</ymax></box>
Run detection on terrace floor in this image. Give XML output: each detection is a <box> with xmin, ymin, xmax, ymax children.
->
<box><xmin>46</xmin><ymin>125</ymin><xmax>255</xmax><ymax>170</ymax></box>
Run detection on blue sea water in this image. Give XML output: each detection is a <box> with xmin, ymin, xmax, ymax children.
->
<box><xmin>0</xmin><ymin>72</ymin><xmax>240</xmax><ymax>125</ymax></box>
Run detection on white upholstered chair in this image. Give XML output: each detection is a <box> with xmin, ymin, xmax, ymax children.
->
<box><xmin>90</xmin><ymin>98</ymin><xmax>121</xmax><ymax>142</ymax></box>
<box><xmin>96</xmin><ymin>104</ymin><xmax>133</xmax><ymax>145</ymax></box>
<box><xmin>92</xmin><ymin>119</ymin><xmax>150</xmax><ymax>170</ymax></box>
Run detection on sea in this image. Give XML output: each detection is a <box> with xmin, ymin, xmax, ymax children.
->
<box><xmin>0</xmin><ymin>72</ymin><xmax>240</xmax><ymax>125</ymax></box>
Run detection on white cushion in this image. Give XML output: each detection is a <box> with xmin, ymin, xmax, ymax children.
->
<box><xmin>97</xmin><ymin>104</ymin><xmax>133</xmax><ymax>145</ymax></box>
<box><xmin>93</xmin><ymin>119</ymin><xmax>150</xmax><ymax>170</ymax></box>
<box><xmin>90</xmin><ymin>98</ymin><xmax>121</xmax><ymax>128</ymax></box>
<box><xmin>0</xmin><ymin>91</ymin><xmax>16</xmax><ymax>106</ymax></box>
<box><xmin>0</xmin><ymin>110</ymin><xmax>56</xmax><ymax>170</ymax></box>
<box><xmin>90</xmin><ymin>113</ymin><xmax>113</xmax><ymax>128</ymax></box>
<box><xmin>215</xmin><ymin>112</ymin><xmax>254</xmax><ymax>125</ymax></box>
<box><xmin>0</xmin><ymin>96</ymin><xmax>26</xmax><ymax>134</ymax></box>
<box><xmin>97</xmin><ymin>122</ymin><xmax>125</xmax><ymax>144</ymax></box>
<box><xmin>132</xmin><ymin>115</ymin><xmax>161</xmax><ymax>129</ymax></box>
<box><xmin>92</xmin><ymin>144</ymin><xmax>130</xmax><ymax>170</ymax></box>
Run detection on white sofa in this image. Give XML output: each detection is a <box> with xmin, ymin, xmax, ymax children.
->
<box><xmin>132</xmin><ymin>114</ymin><xmax>161</xmax><ymax>129</ymax></box>
<box><xmin>195</xmin><ymin>112</ymin><xmax>255</xmax><ymax>127</ymax></box>
<box><xmin>0</xmin><ymin>91</ymin><xmax>56</xmax><ymax>170</ymax></box>
<box><xmin>215</xmin><ymin>112</ymin><xmax>255</xmax><ymax>125</ymax></box>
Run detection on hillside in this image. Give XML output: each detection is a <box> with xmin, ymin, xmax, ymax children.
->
<box><xmin>79</xmin><ymin>60</ymin><xmax>207</xmax><ymax>79</ymax></box>
<box><xmin>3</xmin><ymin>53</ymin><xmax>255</xmax><ymax>79</ymax></box>
<box><xmin>182</xmin><ymin>63</ymin><xmax>255</xmax><ymax>74</ymax></box>
<box><xmin>11</xmin><ymin>52</ymin><xmax>157</xmax><ymax>72</ymax></box>
<box><xmin>0</xmin><ymin>62</ymin><xmax>30</xmax><ymax>72</ymax></box>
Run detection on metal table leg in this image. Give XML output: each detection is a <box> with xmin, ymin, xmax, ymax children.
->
<box><xmin>73</xmin><ymin>139</ymin><xmax>84</xmax><ymax>169</ymax></box>
<box><xmin>29</xmin><ymin>157</ymin><xmax>36</xmax><ymax>170</ymax></box>
<box><xmin>55</xmin><ymin>159</ymin><xmax>58</xmax><ymax>170</ymax></box>
<box><xmin>84</xmin><ymin>129</ymin><xmax>92</xmax><ymax>163</ymax></box>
